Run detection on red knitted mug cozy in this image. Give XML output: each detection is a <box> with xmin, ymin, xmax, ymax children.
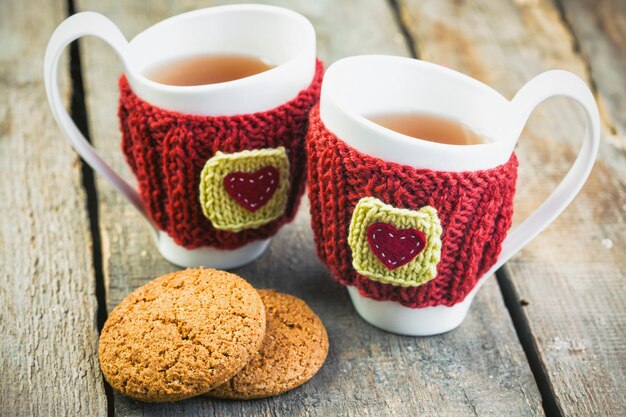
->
<box><xmin>118</xmin><ymin>60</ymin><xmax>324</xmax><ymax>249</ymax></box>
<box><xmin>306</xmin><ymin>106</ymin><xmax>518</xmax><ymax>308</ymax></box>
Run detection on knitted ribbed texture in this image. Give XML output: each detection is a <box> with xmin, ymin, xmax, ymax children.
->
<box><xmin>199</xmin><ymin>147</ymin><xmax>290</xmax><ymax>232</ymax></box>
<box><xmin>119</xmin><ymin>60</ymin><xmax>323</xmax><ymax>249</ymax></box>
<box><xmin>306</xmin><ymin>106</ymin><xmax>518</xmax><ymax>308</ymax></box>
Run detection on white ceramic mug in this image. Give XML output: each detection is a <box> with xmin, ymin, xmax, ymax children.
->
<box><xmin>320</xmin><ymin>55</ymin><xmax>600</xmax><ymax>336</ymax></box>
<box><xmin>44</xmin><ymin>5</ymin><xmax>316</xmax><ymax>268</ymax></box>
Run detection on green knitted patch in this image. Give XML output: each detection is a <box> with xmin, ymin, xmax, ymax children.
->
<box><xmin>348</xmin><ymin>197</ymin><xmax>443</xmax><ymax>287</ymax></box>
<box><xmin>199</xmin><ymin>147</ymin><xmax>290</xmax><ymax>232</ymax></box>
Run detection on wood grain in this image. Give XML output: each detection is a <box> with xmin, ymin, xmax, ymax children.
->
<box><xmin>397</xmin><ymin>0</ymin><xmax>626</xmax><ymax>415</ymax></box>
<box><xmin>0</xmin><ymin>0</ymin><xmax>108</xmax><ymax>415</ymax></box>
<box><xmin>557</xmin><ymin>0</ymin><xmax>626</xmax><ymax>150</ymax></box>
<box><xmin>77</xmin><ymin>0</ymin><xmax>541</xmax><ymax>415</ymax></box>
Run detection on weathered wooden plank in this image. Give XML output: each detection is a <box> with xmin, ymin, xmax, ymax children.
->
<box><xmin>558</xmin><ymin>0</ymin><xmax>626</xmax><ymax>150</ymax></box>
<box><xmin>397</xmin><ymin>0</ymin><xmax>626</xmax><ymax>415</ymax></box>
<box><xmin>0</xmin><ymin>0</ymin><xmax>108</xmax><ymax>415</ymax></box>
<box><xmin>77</xmin><ymin>0</ymin><xmax>542</xmax><ymax>415</ymax></box>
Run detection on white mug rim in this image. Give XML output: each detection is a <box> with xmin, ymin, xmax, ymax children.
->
<box><xmin>320</xmin><ymin>55</ymin><xmax>514</xmax><ymax>157</ymax></box>
<box><xmin>124</xmin><ymin>4</ymin><xmax>316</xmax><ymax>95</ymax></box>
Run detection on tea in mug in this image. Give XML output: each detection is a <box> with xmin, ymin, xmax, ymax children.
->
<box><xmin>145</xmin><ymin>54</ymin><xmax>274</xmax><ymax>86</ymax></box>
<box><xmin>368</xmin><ymin>113</ymin><xmax>485</xmax><ymax>145</ymax></box>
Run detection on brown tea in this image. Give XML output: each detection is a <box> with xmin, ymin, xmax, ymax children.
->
<box><xmin>368</xmin><ymin>112</ymin><xmax>485</xmax><ymax>145</ymax></box>
<box><xmin>145</xmin><ymin>54</ymin><xmax>274</xmax><ymax>86</ymax></box>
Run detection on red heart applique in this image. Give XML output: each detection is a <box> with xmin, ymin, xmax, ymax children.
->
<box><xmin>366</xmin><ymin>223</ymin><xmax>426</xmax><ymax>270</ymax></box>
<box><xmin>224</xmin><ymin>166</ymin><xmax>280</xmax><ymax>212</ymax></box>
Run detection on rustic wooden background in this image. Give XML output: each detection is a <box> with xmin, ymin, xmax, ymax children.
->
<box><xmin>1</xmin><ymin>0</ymin><xmax>624</xmax><ymax>416</ymax></box>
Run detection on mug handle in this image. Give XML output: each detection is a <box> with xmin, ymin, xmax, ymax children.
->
<box><xmin>484</xmin><ymin>70</ymin><xmax>601</xmax><ymax>278</ymax></box>
<box><xmin>44</xmin><ymin>12</ymin><xmax>157</xmax><ymax>235</ymax></box>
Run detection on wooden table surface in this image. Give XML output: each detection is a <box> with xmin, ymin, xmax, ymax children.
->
<box><xmin>1</xmin><ymin>0</ymin><xmax>624</xmax><ymax>416</ymax></box>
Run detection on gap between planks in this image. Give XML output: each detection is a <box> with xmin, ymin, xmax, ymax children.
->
<box><xmin>551</xmin><ymin>0</ymin><xmax>618</xmax><ymax>137</ymax></box>
<box><xmin>387</xmin><ymin>0</ymin><xmax>419</xmax><ymax>59</ymax></box>
<box><xmin>496</xmin><ymin>270</ymin><xmax>562</xmax><ymax>417</ymax></box>
<box><xmin>67</xmin><ymin>0</ymin><xmax>115</xmax><ymax>414</ymax></box>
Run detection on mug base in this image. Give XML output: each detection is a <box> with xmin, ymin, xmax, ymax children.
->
<box><xmin>155</xmin><ymin>231</ymin><xmax>271</xmax><ymax>269</ymax></box>
<box><xmin>346</xmin><ymin>286</ymin><xmax>476</xmax><ymax>336</ymax></box>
